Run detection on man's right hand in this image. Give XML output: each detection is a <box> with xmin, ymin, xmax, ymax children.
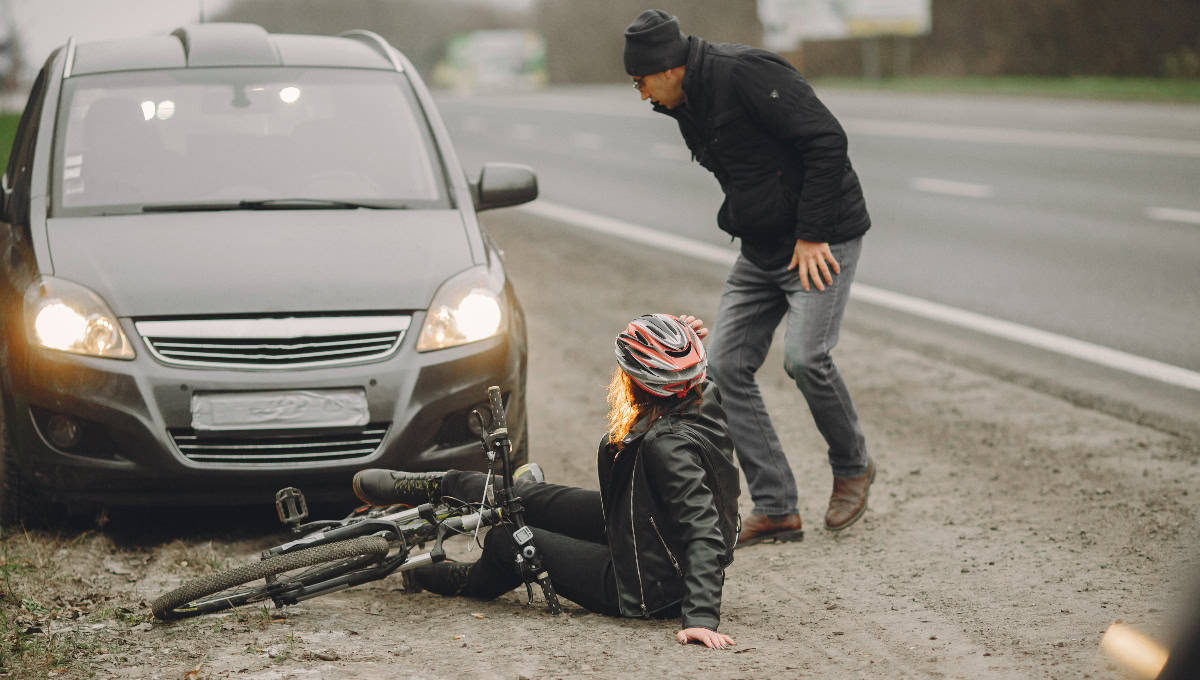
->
<box><xmin>787</xmin><ymin>238</ymin><xmax>841</xmax><ymax>292</ymax></box>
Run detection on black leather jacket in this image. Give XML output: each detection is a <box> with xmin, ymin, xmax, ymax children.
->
<box><xmin>596</xmin><ymin>381</ymin><xmax>740</xmax><ymax>631</ymax></box>
<box><xmin>657</xmin><ymin>37</ymin><xmax>871</xmax><ymax>269</ymax></box>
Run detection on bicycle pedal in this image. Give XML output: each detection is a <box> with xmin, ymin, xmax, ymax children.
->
<box><xmin>275</xmin><ymin>487</ymin><xmax>309</xmax><ymax>530</ymax></box>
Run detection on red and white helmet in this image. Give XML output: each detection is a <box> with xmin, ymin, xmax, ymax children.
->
<box><xmin>614</xmin><ymin>313</ymin><xmax>707</xmax><ymax>398</ymax></box>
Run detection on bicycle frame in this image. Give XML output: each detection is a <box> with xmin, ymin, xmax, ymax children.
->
<box><xmin>260</xmin><ymin>385</ymin><xmax>561</xmax><ymax>613</ymax></box>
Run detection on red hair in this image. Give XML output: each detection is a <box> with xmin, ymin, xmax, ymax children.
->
<box><xmin>606</xmin><ymin>368</ymin><xmax>700</xmax><ymax>451</ymax></box>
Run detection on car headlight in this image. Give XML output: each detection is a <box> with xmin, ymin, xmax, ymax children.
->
<box><xmin>416</xmin><ymin>264</ymin><xmax>506</xmax><ymax>352</ymax></box>
<box><xmin>24</xmin><ymin>277</ymin><xmax>135</xmax><ymax>359</ymax></box>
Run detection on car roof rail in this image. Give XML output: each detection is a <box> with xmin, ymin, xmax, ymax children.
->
<box><xmin>338</xmin><ymin>30</ymin><xmax>402</xmax><ymax>72</ymax></box>
<box><xmin>63</xmin><ymin>35</ymin><xmax>77</xmax><ymax>78</ymax></box>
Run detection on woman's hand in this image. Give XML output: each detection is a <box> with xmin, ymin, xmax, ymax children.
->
<box><xmin>676</xmin><ymin>627</ymin><xmax>735</xmax><ymax>649</ymax></box>
<box><xmin>677</xmin><ymin>314</ymin><xmax>709</xmax><ymax>340</ymax></box>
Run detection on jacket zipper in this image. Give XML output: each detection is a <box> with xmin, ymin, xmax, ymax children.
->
<box><xmin>630</xmin><ymin>463</ymin><xmax>649</xmax><ymax>615</ymax></box>
<box><xmin>649</xmin><ymin>515</ymin><xmax>682</xmax><ymax>576</ymax></box>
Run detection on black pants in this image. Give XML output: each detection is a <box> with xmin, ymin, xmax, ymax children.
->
<box><xmin>441</xmin><ymin>470</ymin><xmax>623</xmax><ymax>616</ymax></box>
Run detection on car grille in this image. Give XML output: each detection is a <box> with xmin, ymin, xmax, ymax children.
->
<box><xmin>171</xmin><ymin>424</ymin><xmax>389</xmax><ymax>464</ymax></box>
<box><xmin>134</xmin><ymin>316</ymin><xmax>410</xmax><ymax>369</ymax></box>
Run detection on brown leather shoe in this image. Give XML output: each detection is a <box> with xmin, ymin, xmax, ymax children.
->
<box><xmin>736</xmin><ymin>512</ymin><xmax>804</xmax><ymax>548</ymax></box>
<box><xmin>825</xmin><ymin>461</ymin><xmax>876</xmax><ymax>531</ymax></box>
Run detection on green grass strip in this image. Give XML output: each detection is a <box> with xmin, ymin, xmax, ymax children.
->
<box><xmin>0</xmin><ymin>112</ymin><xmax>20</xmax><ymax>175</ymax></box>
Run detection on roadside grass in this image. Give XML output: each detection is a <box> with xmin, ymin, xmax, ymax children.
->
<box><xmin>162</xmin><ymin>539</ymin><xmax>232</xmax><ymax>575</ymax></box>
<box><xmin>0</xmin><ymin>528</ymin><xmax>99</xmax><ymax>676</ymax></box>
<box><xmin>0</xmin><ymin>526</ymin><xmax>143</xmax><ymax>677</ymax></box>
<box><xmin>0</xmin><ymin>112</ymin><xmax>17</xmax><ymax>175</ymax></box>
<box><xmin>809</xmin><ymin>75</ymin><xmax>1200</xmax><ymax>102</ymax></box>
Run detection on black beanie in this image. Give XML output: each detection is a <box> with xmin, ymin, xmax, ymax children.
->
<box><xmin>623</xmin><ymin>9</ymin><xmax>689</xmax><ymax>76</ymax></box>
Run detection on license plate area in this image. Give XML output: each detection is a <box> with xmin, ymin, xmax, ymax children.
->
<box><xmin>190</xmin><ymin>389</ymin><xmax>369</xmax><ymax>435</ymax></box>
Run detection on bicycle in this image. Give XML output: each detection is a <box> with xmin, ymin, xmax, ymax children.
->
<box><xmin>151</xmin><ymin>386</ymin><xmax>562</xmax><ymax>620</ymax></box>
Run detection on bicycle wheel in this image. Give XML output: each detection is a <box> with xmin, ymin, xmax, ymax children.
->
<box><xmin>152</xmin><ymin>535</ymin><xmax>389</xmax><ymax>620</ymax></box>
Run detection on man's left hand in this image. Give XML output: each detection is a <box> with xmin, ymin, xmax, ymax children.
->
<box><xmin>787</xmin><ymin>238</ymin><xmax>841</xmax><ymax>292</ymax></box>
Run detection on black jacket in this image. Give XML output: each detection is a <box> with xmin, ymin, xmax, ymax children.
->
<box><xmin>596</xmin><ymin>381</ymin><xmax>740</xmax><ymax>631</ymax></box>
<box><xmin>658</xmin><ymin>38</ymin><xmax>871</xmax><ymax>269</ymax></box>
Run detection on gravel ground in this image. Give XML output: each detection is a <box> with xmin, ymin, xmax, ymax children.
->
<box><xmin>2</xmin><ymin>209</ymin><xmax>1196</xmax><ymax>679</ymax></box>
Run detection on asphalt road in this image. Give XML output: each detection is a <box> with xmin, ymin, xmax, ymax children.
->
<box><xmin>72</xmin><ymin>205</ymin><xmax>1196</xmax><ymax>680</ymax></box>
<box><xmin>435</xmin><ymin>86</ymin><xmax>1200</xmax><ymax>374</ymax></box>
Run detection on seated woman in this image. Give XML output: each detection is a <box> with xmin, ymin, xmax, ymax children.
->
<box><xmin>352</xmin><ymin>313</ymin><xmax>741</xmax><ymax>648</ymax></box>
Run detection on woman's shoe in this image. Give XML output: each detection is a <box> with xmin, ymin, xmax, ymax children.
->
<box><xmin>352</xmin><ymin>469</ymin><xmax>445</xmax><ymax>506</ymax></box>
<box><xmin>407</xmin><ymin>560</ymin><xmax>474</xmax><ymax>596</ymax></box>
<box><xmin>512</xmin><ymin>462</ymin><xmax>544</xmax><ymax>485</ymax></box>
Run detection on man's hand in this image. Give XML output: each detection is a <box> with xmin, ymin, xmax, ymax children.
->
<box><xmin>677</xmin><ymin>314</ymin><xmax>709</xmax><ymax>340</ymax></box>
<box><xmin>676</xmin><ymin>627</ymin><xmax>735</xmax><ymax>649</ymax></box>
<box><xmin>787</xmin><ymin>238</ymin><xmax>841</xmax><ymax>292</ymax></box>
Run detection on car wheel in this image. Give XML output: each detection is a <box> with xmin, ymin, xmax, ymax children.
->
<box><xmin>0</xmin><ymin>404</ymin><xmax>48</xmax><ymax>527</ymax></box>
<box><xmin>0</xmin><ymin>409</ymin><xmax>25</xmax><ymax>526</ymax></box>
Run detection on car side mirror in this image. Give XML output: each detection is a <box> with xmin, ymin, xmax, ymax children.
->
<box><xmin>472</xmin><ymin>163</ymin><xmax>537</xmax><ymax>212</ymax></box>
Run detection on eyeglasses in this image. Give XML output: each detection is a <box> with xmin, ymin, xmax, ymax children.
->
<box><xmin>631</xmin><ymin>77</ymin><xmax>645</xmax><ymax>91</ymax></box>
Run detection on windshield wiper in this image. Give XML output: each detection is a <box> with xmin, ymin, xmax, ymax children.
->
<box><xmin>141</xmin><ymin>198</ymin><xmax>403</xmax><ymax>213</ymax></box>
<box><xmin>237</xmin><ymin>198</ymin><xmax>401</xmax><ymax>210</ymax></box>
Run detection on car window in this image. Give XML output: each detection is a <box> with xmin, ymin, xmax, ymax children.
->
<box><xmin>51</xmin><ymin>67</ymin><xmax>448</xmax><ymax>216</ymax></box>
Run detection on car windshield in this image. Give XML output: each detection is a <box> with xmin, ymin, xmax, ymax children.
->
<box><xmin>52</xmin><ymin>67</ymin><xmax>449</xmax><ymax>216</ymax></box>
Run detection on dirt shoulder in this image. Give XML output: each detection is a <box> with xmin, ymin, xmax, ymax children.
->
<box><xmin>2</xmin><ymin>210</ymin><xmax>1197</xmax><ymax>679</ymax></box>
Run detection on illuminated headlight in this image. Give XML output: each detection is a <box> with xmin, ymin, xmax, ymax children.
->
<box><xmin>417</xmin><ymin>264</ymin><xmax>506</xmax><ymax>352</ymax></box>
<box><xmin>24</xmin><ymin>277</ymin><xmax>134</xmax><ymax>359</ymax></box>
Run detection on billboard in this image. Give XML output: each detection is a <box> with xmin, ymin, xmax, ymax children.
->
<box><xmin>759</xmin><ymin>0</ymin><xmax>931</xmax><ymax>50</ymax></box>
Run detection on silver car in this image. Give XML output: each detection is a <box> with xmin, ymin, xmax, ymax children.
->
<box><xmin>0</xmin><ymin>23</ymin><xmax>535</xmax><ymax>523</ymax></box>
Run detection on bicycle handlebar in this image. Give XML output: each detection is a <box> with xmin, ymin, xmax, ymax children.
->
<box><xmin>474</xmin><ymin>386</ymin><xmax>563</xmax><ymax>615</ymax></box>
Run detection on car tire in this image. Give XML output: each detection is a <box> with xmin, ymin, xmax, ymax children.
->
<box><xmin>0</xmin><ymin>408</ymin><xmax>27</xmax><ymax>526</ymax></box>
<box><xmin>0</xmin><ymin>401</ymin><xmax>49</xmax><ymax>528</ymax></box>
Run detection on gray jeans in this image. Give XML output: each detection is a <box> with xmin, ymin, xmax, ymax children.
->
<box><xmin>708</xmin><ymin>237</ymin><xmax>869</xmax><ymax>516</ymax></box>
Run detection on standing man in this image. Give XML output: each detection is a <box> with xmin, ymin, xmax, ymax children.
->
<box><xmin>623</xmin><ymin>9</ymin><xmax>875</xmax><ymax>545</ymax></box>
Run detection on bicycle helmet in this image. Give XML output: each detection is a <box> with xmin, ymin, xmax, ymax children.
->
<box><xmin>615</xmin><ymin>313</ymin><xmax>707</xmax><ymax>398</ymax></box>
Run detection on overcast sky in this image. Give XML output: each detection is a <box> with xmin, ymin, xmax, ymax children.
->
<box><xmin>8</xmin><ymin>0</ymin><xmax>231</xmax><ymax>76</ymax></box>
<box><xmin>8</xmin><ymin>0</ymin><xmax>537</xmax><ymax>79</ymax></box>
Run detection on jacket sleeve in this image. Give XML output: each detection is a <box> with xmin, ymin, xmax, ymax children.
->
<box><xmin>642</xmin><ymin>431</ymin><xmax>727</xmax><ymax>631</ymax></box>
<box><xmin>731</xmin><ymin>55</ymin><xmax>848</xmax><ymax>243</ymax></box>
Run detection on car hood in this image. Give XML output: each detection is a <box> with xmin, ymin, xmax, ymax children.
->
<box><xmin>45</xmin><ymin>210</ymin><xmax>473</xmax><ymax>317</ymax></box>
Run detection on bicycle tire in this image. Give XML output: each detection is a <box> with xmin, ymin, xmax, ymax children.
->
<box><xmin>152</xmin><ymin>535</ymin><xmax>389</xmax><ymax>620</ymax></box>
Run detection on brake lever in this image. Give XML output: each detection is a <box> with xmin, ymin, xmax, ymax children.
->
<box><xmin>471</xmin><ymin>409</ymin><xmax>496</xmax><ymax>463</ymax></box>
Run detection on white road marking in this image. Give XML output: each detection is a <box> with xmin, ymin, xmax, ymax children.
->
<box><xmin>440</xmin><ymin>96</ymin><xmax>1200</xmax><ymax>158</ymax></box>
<box><xmin>911</xmin><ymin>177</ymin><xmax>994</xmax><ymax>199</ymax></box>
<box><xmin>651</xmin><ymin>143</ymin><xmax>691</xmax><ymax>162</ymax></box>
<box><xmin>520</xmin><ymin>200</ymin><xmax>1200</xmax><ymax>393</ymax></box>
<box><xmin>842</xmin><ymin>118</ymin><xmax>1200</xmax><ymax>158</ymax></box>
<box><xmin>570</xmin><ymin>132</ymin><xmax>604</xmax><ymax>150</ymax></box>
<box><xmin>1146</xmin><ymin>206</ymin><xmax>1200</xmax><ymax>225</ymax></box>
<box><xmin>524</xmin><ymin>201</ymin><xmax>736</xmax><ymax>266</ymax></box>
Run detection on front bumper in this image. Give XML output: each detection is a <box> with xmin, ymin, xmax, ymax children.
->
<box><xmin>2</xmin><ymin>315</ymin><xmax>526</xmax><ymax>508</ymax></box>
